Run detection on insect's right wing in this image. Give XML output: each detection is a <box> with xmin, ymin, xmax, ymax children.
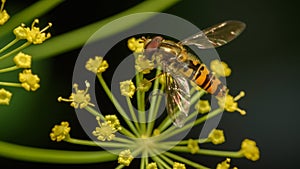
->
<box><xmin>164</xmin><ymin>72</ymin><xmax>190</xmax><ymax>128</ymax></box>
<box><xmin>179</xmin><ymin>20</ymin><xmax>246</xmax><ymax>49</ymax></box>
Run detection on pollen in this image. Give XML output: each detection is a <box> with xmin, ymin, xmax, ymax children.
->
<box><xmin>240</xmin><ymin>139</ymin><xmax>260</xmax><ymax>161</ymax></box>
<box><xmin>118</xmin><ymin>149</ymin><xmax>134</xmax><ymax>166</ymax></box>
<box><xmin>105</xmin><ymin>114</ymin><xmax>122</xmax><ymax>131</ymax></box>
<box><xmin>58</xmin><ymin>81</ymin><xmax>95</xmax><ymax>109</ymax></box>
<box><xmin>187</xmin><ymin>139</ymin><xmax>200</xmax><ymax>154</ymax></box>
<box><xmin>210</xmin><ymin>59</ymin><xmax>231</xmax><ymax>77</ymax></box>
<box><xmin>85</xmin><ymin>56</ymin><xmax>109</xmax><ymax>74</ymax></box>
<box><xmin>120</xmin><ymin>80</ymin><xmax>136</xmax><ymax>98</ymax></box>
<box><xmin>19</xmin><ymin>69</ymin><xmax>40</xmax><ymax>91</ymax></box>
<box><xmin>13</xmin><ymin>52</ymin><xmax>32</xmax><ymax>68</ymax></box>
<box><xmin>208</xmin><ymin>129</ymin><xmax>225</xmax><ymax>145</ymax></box>
<box><xmin>146</xmin><ymin>162</ymin><xmax>158</xmax><ymax>169</ymax></box>
<box><xmin>0</xmin><ymin>88</ymin><xmax>12</xmax><ymax>105</ymax></box>
<box><xmin>195</xmin><ymin>100</ymin><xmax>211</xmax><ymax>114</ymax></box>
<box><xmin>50</xmin><ymin>121</ymin><xmax>71</xmax><ymax>142</ymax></box>
<box><xmin>127</xmin><ymin>37</ymin><xmax>145</xmax><ymax>53</ymax></box>
<box><xmin>218</xmin><ymin>91</ymin><xmax>246</xmax><ymax>115</ymax></box>
<box><xmin>13</xmin><ymin>19</ymin><xmax>52</xmax><ymax>44</ymax></box>
<box><xmin>173</xmin><ymin>162</ymin><xmax>186</xmax><ymax>169</ymax></box>
<box><xmin>135</xmin><ymin>54</ymin><xmax>155</xmax><ymax>74</ymax></box>
<box><xmin>0</xmin><ymin>0</ymin><xmax>9</xmax><ymax>25</ymax></box>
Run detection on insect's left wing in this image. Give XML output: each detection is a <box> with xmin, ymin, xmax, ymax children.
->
<box><xmin>179</xmin><ymin>20</ymin><xmax>246</xmax><ymax>49</ymax></box>
<box><xmin>165</xmin><ymin>73</ymin><xmax>190</xmax><ymax>127</ymax></box>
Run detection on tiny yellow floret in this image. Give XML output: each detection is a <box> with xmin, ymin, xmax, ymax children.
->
<box><xmin>13</xmin><ymin>19</ymin><xmax>52</xmax><ymax>44</ymax></box>
<box><xmin>146</xmin><ymin>162</ymin><xmax>158</xmax><ymax>169</ymax></box>
<box><xmin>208</xmin><ymin>129</ymin><xmax>225</xmax><ymax>145</ymax></box>
<box><xmin>118</xmin><ymin>149</ymin><xmax>134</xmax><ymax>166</ymax></box>
<box><xmin>135</xmin><ymin>54</ymin><xmax>154</xmax><ymax>74</ymax></box>
<box><xmin>173</xmin><ymin>162</ymin><xmax>186</xmax><ymax>169</ymax></box>
<box><xmin>105</xmin><ymin>114</ymin><xmax>122</xmax><ymax>131</ymax></box>
<box><xmin>120</xmin><ymin>80</ymin><xmax>136</xmax><ymax>98</ymax></box>
<box><xmin>137</xmin><ymin>78</ymin><xmax>152</xmax><ymax>92</ymax></box>
<box><xmin>58</xmin><ymin>80</ymin><xmax>95</xmax><ymax>109</ymax></box>
<box><xmin>19</xmin><ymin>69</ymin><xmax>40</xmax><ymax>91</ymax></box>
<box><xmin>0</xmin><ymin>88</ymin><xmax>12</xmax><ymax>105</ymax></box>
<box><xmin>128</xmin><ymin>37</ymin><xmax>145</xmax><ymax>53</ymax></box>
<box><xmin>13</xmin><ymin>52</ymin><xmax>32</xmax><ymax>68</ymax></box>
<box><xmin>240</xmin><ymin>139</ymin><xmax>260</xmax><ymax>161</ymax></box>
<box><xmin>195</xmin><ymin>100</ymin><xmax>211</xmax><ymax>114</ymax></box>
<box><xmin>0</xmin><ymin>0</ymin><xmax>9</xmax><ymax>25</ymax></box>
<box><xmin>216</xmin><ymin>158</ymin><xmax>231</xmax><ymax>169</ymax></box>
<box><xmin>218</xmin><ymin>91</ymin><xmax>246</xmax><ymax>115</ymax></box>
<box><xmin>210</xmin><ymin>60</ymin><xmax>231</xmax><ymax>77</ymax></box>
<box><xmin>187</xmin><ymin>139</ymin><xmax>200</xmax><ymax>154</ymax></box>
<box><xmin>50</xmin><ymin>121</ymin><xmax>71</xmax><ymax>142</ymax></box>
<box><xmin>85</xmin><ymin>56</ymin><xmax>109</xmax><ymax>74</ymax></box>
<box><xmin>92</xmin><ymin>120</ymin><xmax>117</xmax><ymax>141</ymax></box>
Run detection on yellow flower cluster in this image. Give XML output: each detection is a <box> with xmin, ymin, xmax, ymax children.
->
<box><xmin>195</xmin><ymin>100</ymin><xmax>211</xmax><ymax>114</ymax></box>
<box><xmin>50</xmin><ymin>121</ymin><xmax>71</xmax><ymax>142</ymax></box>
<box><xmin>216</xmin><ymin>158</ymin><xmax>237</xmax><ymax>169</ymax></box>
<box><xmin>218</xmin><ymin>91</ymin><xmax>246</xmax><ymax>115</ymax></box>
<box><xmin>135</xmin><ymin>54</ymin><xmax>155</xmax><ymax>74</ymax></box>
<box><xmin>0</xmin><ymin>88</ymin><xmax>12</xmax><ymax>105</ymax></box>
<box><xmin>173</xmin><ymin>162</ymin><xmax>186</xmax><ymax>169</ymax></box>
<box><xmin>240</xmin><ymin>139</ymin><xmax>260</xmax><ymax>161</ymax></box>
<box><xmin>210</xmin><ymin>59</ymin><xmax>231</xmax><ymax>77</ymax></box>
<box><xmin>19</xmin><ymin>69</ymin><xmax>40</xmax><ymax>91</ymax></box>
<box><xmin>146</xmin><ymin>162</ymin><xmax>158</xmax><ymax>169</ymax></box>
<box><xmin>208</xmin><ymin>129</ymin><xmax>225</xmax><ymax>145</ymax></box>
<box><xmin>187</xmin><ymin>139</ymin><xmax>200</xmax><ymax>154</ymax></box>
<box><xmin>85</xmin><ymin>56</ymin><xmax>109</xmax><ymax>74</ymax></box>
<box><xmin>0</xmin><ymin>0</ymin><xmax>9</xmax><ymax>25</ymax></box>
<box><xmin>13</xmin><ymin>52</ymin><xmax>32</xmax><ymax>68</ymax></box>
<box><xmin>13</xmin><ymin>19</ymin><xmax>52</xmax><ymax>44</ymax></box>
<box><xmin>58</xmin><ymin>81</ymin><xmax>95</xmax><ymax>109</ymax></box>
<box><xmin>128</xmin><ymin>37</ymin><xmax>145</xmax><ymax>53</ymax></box>
<box><xmin>118</xmin><ymin>149</ymin><xmax>134</xmax><ymax>166</ymax></box>
<box><xmin>120</xmin><ymin>80</ymin><xmax>136</xmax><ymax>98</ymax></box>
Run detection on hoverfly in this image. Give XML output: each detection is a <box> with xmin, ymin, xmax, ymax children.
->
<box><xmin>139</xmin><ymin>20</ymin><xmax>246</xmax><ymax>127</ymax></box>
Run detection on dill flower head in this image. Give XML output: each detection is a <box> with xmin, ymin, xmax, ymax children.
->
<box><xmin>135</xmin><ymin>54</ymin><xmax>155</xmax><ymax>74</ymax></box>
<box><xmin>58</xmin><ymin>81</ymin><xmax>95</xmax><ymax>109</ymax></box>
<box><xmin>187</xmin><ymin>139</ymin><xmax>200</xmax><ymax>154</ymax></box>
<box><xmin>13</xmin><ymin>52</ymin><xmax>32</xmax><ymax>68</ymax></box>
<box><xmin>50</xmin><ymin>121</ymin><xmax>71</xmax><ymax>142</ymax></box>
<box><xmin>13</xmin><ymin>19</ymin><xmax>52</xmax><ymax>44</ymax></box>
<box><xmin>128</xmin><ymin>37</ymin><xmax>145</xmax><ymax>53</ymax></box>
<box><xmin>19</xmin><ymin>69</ymin><xmax>40</xmax><ymax>91</ymax></box>
<box><xmin>240</xmin><ymin>139</ymin><xmax>260</xmax><ymax>161</ymax></box>
<box><xmin>118</xmin><ymin>149</ymin><xmax>134</xmax><ymax>166</ymax></box>
<box><xmin>0</xmin><ymin>88</ymin><xmax>12</xmax><ymax>105</ymax></box>
<box><xmin>210</xmin><ymin>59</ymin><xmax>232</xmax><ymax>77</ymax></box>
<box><xmin>0</xmin><ymin>0</ymin><xmax>9</xmax><ymax>25</ymax></box>
<box><xmin>120</xmin><ymin>80</ymin><xmax>136</xmax><ymax>98</ymax></box>
<box><xmin>208</xmin><ymin>129</ymin><xmax>225</xmax><ymax>145</ymax></box>
<box><xmin>85</xmin><ymin>56</ymin><xmax>109</xmax><ymax>74</ymax></box>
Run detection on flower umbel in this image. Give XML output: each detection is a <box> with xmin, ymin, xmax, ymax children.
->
<box><xmin>240</xmin><ymin>139</ymin><xmax>260</xmax><ymax>161</ymax></box>
<box><xmin>50</xmin><ymin>121</ymin><xmax>71</xmax><ymax>142</ymax></box>
<box><xmin>19</xmin><ymin>69</ymin><xmax>40</xmax><ymax>91</ymax></box>
<box><xmin>58</xmin><ymin>81</ymin><xmax>95</xmax><ymax>109</ymax></box>
<box><xmin>92</xmin><ymin>116</ymin><xmax>117</xmax><ymax>141</ymax></box>
<box><xmin>0</xmin><ymin>88</ymin><xmax>12</xmax><ymax>105</ymax></box>
<box><xmin>13</xmin><ymin>19</ymin><xmax>52</xmax><ymax>44</ymax></box>
<box><xmin>0</xmin><ymin>0</ymin><xmax>9</xmax><ymax>25</ymax></box>
<box><xmin>13</xmin><ymin>52</ymin><xmax>32</xmax><ymax>68</ymax></box>
<box><xmin>208</xmin><ymin>129</ymin><xmax>225</xmax><ymax>145</ymax></box>
<box><xmin>118</xmin><ymin>149</ymin><xmax>134</xmax><ymax>166</ymax></box>
<box><xmin>120</xmin><ymin>80</ymin><xmax>136</xmax><ymax>98</ymax></box>
<box><xmin>85</xmin><ymin>56</ymin><xmax>109</xmax><ymax>74</ymax></box>
<box><xmin>210</xmin><ymin>59</ymin><xmax>232</xmax><ymax>77</ymax></box>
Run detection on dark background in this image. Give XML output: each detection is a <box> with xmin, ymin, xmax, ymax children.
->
<box><xmin>0</xmin><ymin>0</ymin><xmax>299</xmax><ymax>168</ymax></box>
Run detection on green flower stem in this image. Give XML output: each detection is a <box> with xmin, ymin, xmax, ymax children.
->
<box><xmin>115</xmin><ymin>164</ymin><xmax>125</xmax><ymax>169</ymax></box>
<box><xmin>0</xmin><ymin>81</ymin><xmax>22</xmax><ymax>88</ymax></box>
<box><xmin>146</xmin><ymin>69</ymin><xmax>162</xmax><ymax>136</ymax></box>
<box><xmin>136</xmin><ymin>73</ymin><xmax>146</xmax><ymax>134</ymax></box>
<box><xmin>163</xmin><ymin>151</ymin><xmax>210</xmax><ymax>169</ymax></box>
<box><xmin>97</xmin><ymin>74</ymin><xmax>139</xmax><ymax>137</ymax></box>
<box><xmin>140</xmin><ymin>152</ymin><xmax>146</xmax><ymax>169</ymax></box>
<box><xmin>85</xmin><ymin>105</ymin><xmax>105</xmax><ymax>120</ymax></box>
<box><xmin>24</xmin><ymin>0</ymin><xmax>181</xmax><ymax>60</ymax></box>
<box><xmin>0</xmin><ymin>0</ymin><xmax>63</xmax><ymax>38</ymax></box>
<box><xmin>119</xmin><ymin>127</ymin><xmax>136</xmax><ymax>138</ymax></box>
<box><xmin>0</xmin><ymin>65</ymin><xmax>19</xmax><ymax>73</ymax></box>
<box><xmin>190</xmin><ymin>89</ymin><xmax>206</xmax><ymax>105</ymax></box>
<box><xmin>156</xmin><ymin>108</ymin><xmax>223</xmax><ymax>142</ymax></box>
<box><xmin>65</xmin><ymin>137</ymin><xmax>128</xmax><ymax>148</ymax></box>
<box><xmin>0</xmin><ymin>140</ymin><xmax>117</xmax><ymax>164</ymax></box>
<box><xmin>126</xmin><ymin>96</ymin><xmax>141</xmax><ymax>133</ymax></box>
<box><xmin>0</xmin><ymin>41</ymin><xmax>31</xmax><ymax>61</ymax></box>
<box><xmin>170</xmin><ymin>146</ymin><xmax>243</xmax><ymax>158</ymax></box>
<box><xmin>157</xmin><ymin>153</ymin><xmax>174</xmax><ymax>166</ymax></box>
<box><xmin>151</xmin><ymin>155</ymin><xmax>172</xmax><ymax>169</ymax></box>
<box><xmin>157</xmin><ymin>114</ymin><xmax>172</xmax><ymax>132</ymax></box>
<box><xmin>0</xmin><ymin>38</ymin><xmax>19</xmax><ymax>54</ymax></box>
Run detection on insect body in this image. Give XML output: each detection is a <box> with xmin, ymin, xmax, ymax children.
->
<box><xmin>142</xmin><ymin>20</ymin><xmax>246</xmax><ymax>127</ymax></box>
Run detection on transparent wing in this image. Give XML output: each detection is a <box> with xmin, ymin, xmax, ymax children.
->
<box><xmin>179</xmin><ymin>20</ymin><xmax>246</xmax><ymax>49</ymax></box>
<box><xmin>164</xmin><ymin>72</ymin><xmax>190</xmax><ymax>127</ymax></box>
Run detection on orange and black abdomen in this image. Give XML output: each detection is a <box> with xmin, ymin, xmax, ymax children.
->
<box><xmin>190</xmin><ymin>62</ymin><xmax>227</xmax><ymax>97</ymax></box>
